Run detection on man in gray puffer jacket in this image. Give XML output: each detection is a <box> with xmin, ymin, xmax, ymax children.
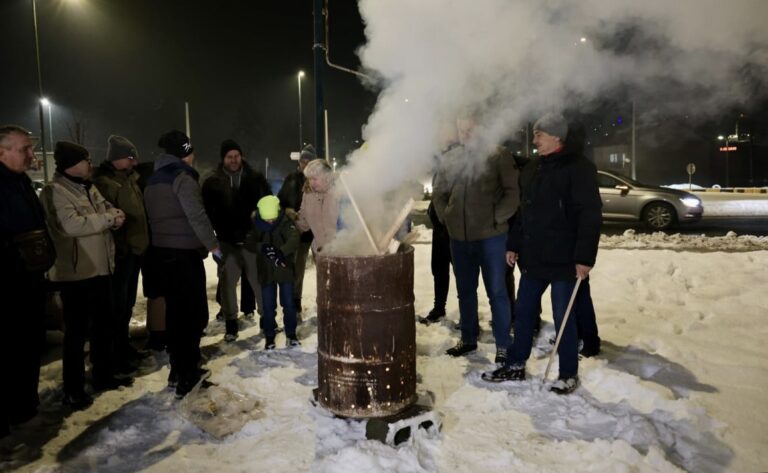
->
<box><xmin>144</xmin><ymin>130</ymin><xmax>220</xmax><ymax>399</ymax></box>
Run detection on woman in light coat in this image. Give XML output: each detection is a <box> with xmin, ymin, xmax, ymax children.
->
<box><xmin>295</xmin><ymin>159</ymin><xmax>340</xmax><ymax>253</ymax></box>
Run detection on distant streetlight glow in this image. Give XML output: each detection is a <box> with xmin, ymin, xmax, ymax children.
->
<box><xmin>40</xmin><ymin>98</ymin><xmax>53</xmax><ymax>149</ymax></box>
<box><xmin>580</xmin><ymin>37</ymin><xmax>587</xmax><ymax>43</ymax></box>
<box><xmin>297</xmin><ymin>70</ymin><xmax>304</xmax><ymax>149</ymax></box>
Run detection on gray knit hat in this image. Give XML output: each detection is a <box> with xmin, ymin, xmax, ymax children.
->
<box><xmin>107</xmin><ymin>135</ymin><xmax>138</xmax><ymax>161</ymax></box>
<box><xmin>533</xmin><ymin>113</ymin><xmax>568</xmax><ymax>140</ymax></box>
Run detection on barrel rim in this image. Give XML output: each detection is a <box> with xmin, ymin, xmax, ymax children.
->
<box><xmin>316</xmin><ymin>244</ymin><xmax>414</xmax><ymax>261</ymax></box>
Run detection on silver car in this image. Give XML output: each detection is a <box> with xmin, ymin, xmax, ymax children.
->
<box><xmin>597</xmin><ymin>170</ymin><xmax>703</xmax><ymax>230</ymax></box>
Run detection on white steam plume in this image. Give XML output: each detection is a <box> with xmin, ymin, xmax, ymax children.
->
<box><xmin>332</xmin><ymin>0</ymin><xmax>767</xmax><ymax>254</ymax></box>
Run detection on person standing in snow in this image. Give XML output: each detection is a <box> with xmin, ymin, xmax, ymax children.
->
<box><xmin>295</xmin><ymin>159</ymin><xmax>340</xmax><ymax>254</ymax></box>
<box><xmin>201</xmin><ymin>139</ymin><xmax>271</xmax><ymax>342</ymax></box>
<box><xmin>482</xmin><ymin>113</ymin><xmax>602</xmax><ymax>394</ymax></box>
<box><xmin>41</xmin><ymin>141</ymin><xmax>134</xmax><ymax>410</ymax></box>
<box><xmin>278</xmin><ymin>144</ymin><xmax>318</xmax><ymax>315</ymax></box>
<box><xmin>247</xmin><ymin>195</ymin><xmax>301</xmax><ymax>349</ymax></box>
<box><xmin>92</xmin><ymin>135</ymin><xmax>150</xmax><ymax>373</ymax></box>
<box><xmin>431</xmin><ymin>115</ymin><xmax>520</xmax><ymax>365</ymax></box>
<box><xmin>0</xmin><ymin>125</ymin><xmax>56</xmax><ymax>435</ymax></box>
<box><xmin>144</xmin><ymin>130</ymin><xmax>221</xmax><ymax>399</ymax></box>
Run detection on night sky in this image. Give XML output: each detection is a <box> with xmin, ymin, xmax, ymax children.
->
<box><xmin>1</xmin><ymin>0</ymin><xmax>376</xmax><ymax>178</ymax></box>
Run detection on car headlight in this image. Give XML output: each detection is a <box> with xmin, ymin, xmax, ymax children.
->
<box><xmin>680</xmin><ymin>197</ymin><xmax>701</xmax><ymax>208</ymax></box>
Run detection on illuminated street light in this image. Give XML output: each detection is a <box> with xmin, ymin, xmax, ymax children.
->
<box><xmin>717</xmin><ymin>135</ymin><xmax>731</xmax><ymax>188</ymax></box>
<box><xmin>297</xmin><ymin>70</ymin><xmax>305</xmax><ymax>149</ymax></box>
<box><xmin>40</xmin><ymin>97</ymin><xmax>53</xmax><ymax>149</ymax></box>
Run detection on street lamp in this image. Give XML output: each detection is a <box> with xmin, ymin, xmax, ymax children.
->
<box><xmin>32</xmin><ymin>0</ymin><xmax>49</xmax><ymax>182</ymax></box>
<box><xmin>40</xmin><ymin>97</ymin><xmax>53</xmax><ymax>150</ymax></box>
<box><xmin>297</xmin><ymin>70</ymin><xmax>305</xmax><ymax>150</ymax></box>
<box><xmin>717</xmin><ymin>135</ymin><xmax>730</xmax><ymax>188</ymax></box>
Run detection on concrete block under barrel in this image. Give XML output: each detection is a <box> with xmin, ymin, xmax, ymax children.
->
<box><xmin>316</xmin><ymin>245</ymin><xmax>416</xmax><ymax>418</ymax></box>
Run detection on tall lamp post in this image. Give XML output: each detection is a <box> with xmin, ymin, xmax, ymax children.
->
<box><xmin>32</xmin><ymin>0</ymin><xmax>49</xmax><ymax>182</ymax></box>
<box><xmin>297</xmin><ymin>70</ymin><xmax>305</xmax><ymax>149</ymax></box>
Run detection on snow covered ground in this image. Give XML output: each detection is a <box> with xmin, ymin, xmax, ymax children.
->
<box><xmin>3</xmin><ymin>230</ymin><xmax>768</xmax><ymax>473</ymax></box>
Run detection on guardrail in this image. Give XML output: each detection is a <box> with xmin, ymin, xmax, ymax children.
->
<box><xmin>693</xmin><ymin>188</ymin><xmax>768</xmax><ymax>194</ymax></box>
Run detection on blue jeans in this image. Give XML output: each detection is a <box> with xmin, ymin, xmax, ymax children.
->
<box><xmin>261</xmin><ymin>282</ymin><xmax>297</xmax><ymax>338</ymax></box>
<box><xmin>450</xmin><ymin>234</ymin><xmax>511</xmax><ymax>349</ymax></box>
<box><xmin>509</xmin><ymin>274</ymin><xmax>579</xmax><ymax>377</ymax></box>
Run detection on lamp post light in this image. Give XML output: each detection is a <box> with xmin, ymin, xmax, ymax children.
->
<box><xmin>297</xmin><ymin>70</ymin><xmax>305</xmax><ymax>150</ymax></box>
<box><xmin>717</xmin><ymin>135</ymin><xmax>730</xmax><ymax>188</ymax></box>
<box><xmin>40</xmin><ymin>97</ymin><xmax>53</xmax><ymax>149</ymax></box>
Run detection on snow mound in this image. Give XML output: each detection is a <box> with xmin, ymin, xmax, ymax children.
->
<box><xmin>599</xmin><ymin>231</ymin><xmax>768</xmax><ymax>251</ymax></box>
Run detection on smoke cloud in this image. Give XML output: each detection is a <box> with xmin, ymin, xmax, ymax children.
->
<box><xmin>331</xmin><ymin>0</ymin><xmax>767</xmax><ymax>254</ymax></box>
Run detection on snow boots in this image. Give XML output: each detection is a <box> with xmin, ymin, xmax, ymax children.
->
<box><xmin>419</xmin><ymin>308</ymin><xmax>446</xmax><ymax>325</ymax></box>
<box><xmin>446</xmin><ymin>340</ymin><xmax>477</xmax><ymax>357</ymax></box>
<box><xmin>494</xmin><ymin>348</ymin><xmax>507</xmax><ymax>366</ymax></box>
<box><xmin>549</xmin><ymin>374</ymin><xmax>579</xmax><ymax>395</ymax></box>
<box><xmin>224</xmin><ymin>319</ymin><xmax>239</xmax><ymax>342</ymax></box>
<box><xmin>481</xmin><ymin>363</ymin><xmax>526</xmax><ymax>382</ymax></box>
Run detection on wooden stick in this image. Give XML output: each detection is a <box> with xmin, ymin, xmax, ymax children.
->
<box><xmin>376</xmin><ymin>198</ymin><xmax>415</xmax><ymax>254</ymax></box>
<box><xmin>543</xmin><ymin>277</ymin><xmax>583</xmax><ymax>382</ymax></box>
<box><xmin>338</xmin><ymin>172</ymin><xmax>379</xmax><ymax>254</ymax></box>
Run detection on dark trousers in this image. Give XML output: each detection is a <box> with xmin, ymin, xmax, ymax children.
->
<box><xmin>112</xmin><ymin>252</ymin><xmax>143</xmax><ymax>352</ymax></box>
<box><xmin>0</xmin><ymin>273</ymin><xmax>46</xmax><ymax>433</ymax></box>
<box><xmin>261</xmin><ymin>282</ymin><xmax>297</xmax><ymax>338</ymax></box>
<box><xmin>505</xmin><ymin>264</ymin><xmax>516</xmax><ymax>322</ymax></box>
<box><xmin>431</xmin><ymin>228</ymin><xmax>452</xmax><ymax>312</ymax></box>
<box><xmin>575</xmin><ymin>279</ymin><xmax>600</xmax><ymax>350</ymax></box>
<box><xmin>60</xmin><ymin>275</ymin><xmax>115</xmax><ymax>395</ymax></box>
<box><xmin>156</xmin><ymin>247</ymin><xmax>207</xmax><ymax>382</ymax></box>
<box><xmin>509</xmin><ymin>274</ymin><xmax>579</xmax><ymax>377</ymax></box>
<box><xmin>215</xmin><ymin>269</ymin><xmax>256</xmax><ymax>314</ymax></box>
<box><xmin>293</xmin><ymin>239</ymin><xmax>312</xmax><ymax>307</ymax></box>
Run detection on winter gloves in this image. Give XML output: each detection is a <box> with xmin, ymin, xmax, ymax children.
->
<box><xmin>262</xmin><ymin>244</ymin><xmax>287</xmax><ymax>267</ymax></box>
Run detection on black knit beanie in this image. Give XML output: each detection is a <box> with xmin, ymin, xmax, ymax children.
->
<box><xmin>220</xmin><ymin>139</ymin><xmax>243</xmax><ymax>160</ymax></box>
<box><xmin>54</xmin><ymin>141</ymin><xmax>89</xmax><ymax>172</ymax></box>
<box><xmin>157</xmin><ymin>130</ymin><xmax>194</xmax><ymax>158</ymax></box>
<box><xmin>300</xmin><ymin>144</ymin><xmax>317</xmax><ymax>161</ymax></box>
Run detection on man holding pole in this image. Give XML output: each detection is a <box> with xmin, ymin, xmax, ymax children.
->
<box><xmin>482</xmin><ymin>113</ymin><xmax>602</xmax><ymax>394</ymax></box>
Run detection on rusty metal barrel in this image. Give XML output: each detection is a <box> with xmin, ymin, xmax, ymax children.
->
<box><xmin>316</xmin><ymin>245</ymin><xmax>416</xmax><ymax>418</ymax></box>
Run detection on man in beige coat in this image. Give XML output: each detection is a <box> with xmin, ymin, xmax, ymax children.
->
<box><xmin>41</xmin><ymin>141</ymin><xmax>132</xmax><ymax>410</ymax></box>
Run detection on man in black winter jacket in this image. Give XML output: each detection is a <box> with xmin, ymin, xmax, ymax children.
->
<box><xmin>278</xmin><ymin>144</ymin><xmax>316</xmax><ymax>313</ymax></box>
<box><xmin>0</xmin><ymin>125</ymin><xmax>55</xmax><ymax>436</ymax></box>
<box><xmin>483</xmin><ymin>113</ymin><xmax>602</xmax><ymax>395</ymax></box>
<box><xmin>202</xmin><ymin>139</ymin><xmax>271</xmax><ymax>342</ymax></box>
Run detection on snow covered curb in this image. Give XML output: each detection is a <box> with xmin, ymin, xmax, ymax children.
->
<box><xmin>599</xmin><ymin>229</ymin><xmax>768</xmax><ymax>252</ymax></box>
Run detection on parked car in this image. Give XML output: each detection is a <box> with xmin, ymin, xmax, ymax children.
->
<box><xmin>597</xmin><ymin>170</ymin><xmax>703</xmax><ymax>230</ymax></box>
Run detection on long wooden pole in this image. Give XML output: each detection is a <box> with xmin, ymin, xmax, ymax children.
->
<box><xmin>377</xmin><ymin>198</ymin><xmax>415</xmax><ymax>254</ymax></box>
<box><xmin>338</xmin><ymin>173</ymin><xmax>379</xmax><ymax>254</ymax></box>
<box><xmin>543</xmin><ymin>277</ymin><xmax>583</xmax><ymax>382</ymax></box>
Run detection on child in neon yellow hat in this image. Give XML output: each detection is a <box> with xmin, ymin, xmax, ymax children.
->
<box><xmin>248</xmin><ymin>195</ymin><xmax>300</xmax><ymax>349</ymax></box>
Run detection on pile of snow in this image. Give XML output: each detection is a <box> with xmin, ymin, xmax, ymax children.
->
<box><xmin>600</xmin><ymin>229</ymin><xmax>768</xmax><ymax>251</ymax></box>
<box><xmin>4</xmin><ymin>238</ymin><xmax>768</xmax><ymax>472</ymax></box>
